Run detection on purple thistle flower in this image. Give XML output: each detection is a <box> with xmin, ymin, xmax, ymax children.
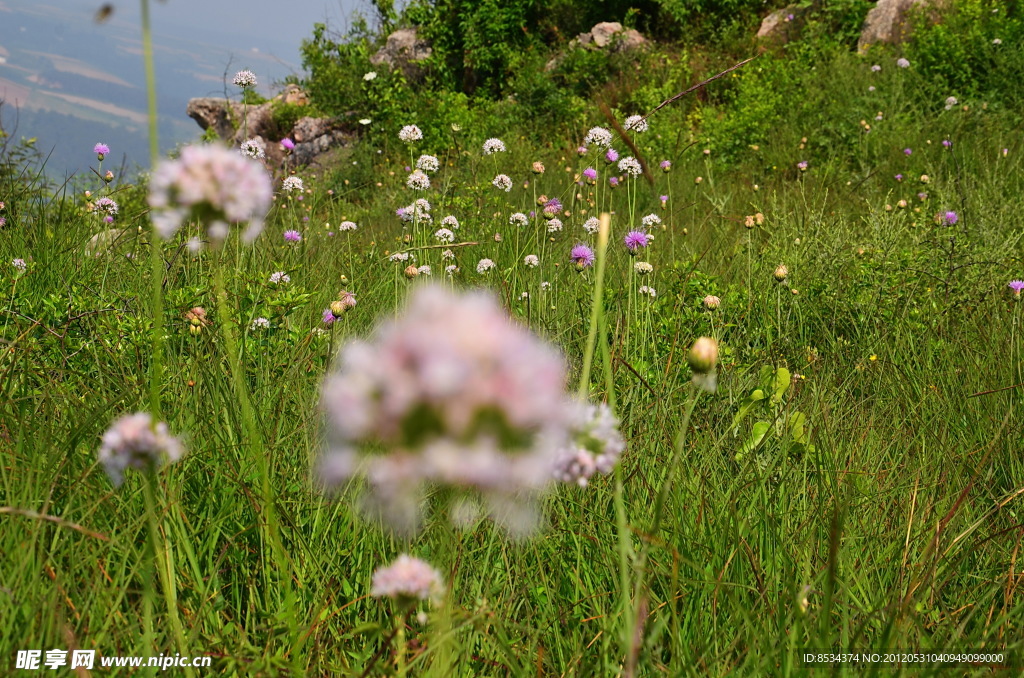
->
<box><xmin>895</xmin><ymin>174</ymin><xmax>904</xmax><ymax>181</ymax></box>
<box><xmin>904</xmin><ymin>148</ymin><xmax>912</xmax><ymax>156</ymax></box>
<box><xmin>396</xmin><ymin>207</ymin><xmax>407</xmax><ymax>219</ymax></box>
<box><xmin>583</xmin><ymin>167</ymin><xmax>597</xmax><ymax>180</ymax></box>
<box><xmin>1009</xmin><ymin>280</ymin><xmax>1024</xmax><ymax>297</ymax></box>
<box><xmin>609</xmin><ymin>177</ymin><xmax>619</xmax><ymax>187</ymax></box>
<box><xmin>94</xmin><ymin>143</ymin><xmax>110</xmax><ymax>157</ymax></box>
<box><xmin>624</xmin><ymin>230</ymin><xmax>649</xmax><ymax>253</ymax></box>
<box><xmin>529</xmin><ymin>210</ymin><xmax>536</xmax><ymax>218</ymax></box>
<box><xmin>577</xmin><ymin>146</ymin><xmax>588</xmax><ymax>156</ymax></box>
<box><xmin>284</xmin><ymin>230</ymin><xmax>302</xmax><ymax>242</ymax></box>
<box><xmin>570</xmin><ymin>243</ymin><xmax>595</xmax><ymax>269</ymax></box>
<box><xmin>322</xmin><ymin>307</ymin><xmax>336</xmax><ymax>325</ymax></box>
<box><xmin>941</xmin><ymin>211</ymin><xmax>958</xmax><ymax>225</ymax></box>
<box><xmin>281</xmin><ymin>138</ymin><xmax>295</xmax><ymax>151</ymax></box>
<box><xmin>796</xmin><ymin>160</ymin><xmax>808</xmax><ymax>171</ymax></box>
<box><xmin>545</xmin><ymin>198</ymin><xmax>563</xmax><ymax>213</ymax></box>
<box><xmin>660</xmin><ymin>195</ymin><xmax>668</xmax><ymax>202</ymax></box>
<box><xmin>605</xmin><ymin>148</ymin><xmax>619</xmax><ymax>163</ymax></box>
<box><xmin>660</xmin><ymin>160</ymin><xmax>671</xmax><ymax>171</ymax></box>
<box><xmin>942</xmin><ymin>139</ymin><xmax>952</xmax><ymax>148</ymax></box>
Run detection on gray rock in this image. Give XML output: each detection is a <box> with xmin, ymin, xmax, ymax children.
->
<box><xmin>589</xmin><ymin>22</ymin><xmax>647</xmax><ymax>52</ymax></box>
<box><xmin>185</xmin><ymin>98</ymin><xmax>242</xmax><ymax>141</ymax></box>
<box><xmin>756</xmin><ymin>6</ymin><xmax>807</xmax><ymax>45</ymax></box>
<box><xmin>859</xmin><ymin>0</ymin><xmax>944</xmax><ymax>52</ymax></box>
<box><xmin>370</xmin><ymin>28</ymin><xmax>432</xmax><ymax>81</ymax></box>
<box><xmin>85</xmin><ymin>228</ymin><xmax>131</xmax><ymax>257</ymax></box>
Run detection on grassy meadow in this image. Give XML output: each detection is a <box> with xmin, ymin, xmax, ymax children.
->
<box><xmin>3</xmin><ymin>4</ymin><xmax>1024</xmax><ymax>676</ymax></box>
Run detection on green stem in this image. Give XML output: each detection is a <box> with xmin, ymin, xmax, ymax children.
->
<box><xmin>578</xmin><ymin>214</ymin><xmax>612</xmax><ymax>399</ymax></box>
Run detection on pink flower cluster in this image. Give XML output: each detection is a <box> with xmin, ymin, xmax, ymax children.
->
<box><xmin>552</xmin><ymin>402</ymin><xmax>626</xmax><ymax>487</ymax></box>
<box><xmin>98</xmin><ymin>412</ymin><xmax>185</xmax><ymax>486</ymax></box>
<box><xmin>319</xmin><ymin>285</ymin><xmax>575</xmax><ymax>534</ymax></box>
<box><xmin>371</xmin><ymin>555</ymin><xmax>444</xmax><ymax>604</ymax></box>
<box><xmin>148</xmin><ymin>143</ymin><xmax>273</xmax><ymax>245</ymax></box>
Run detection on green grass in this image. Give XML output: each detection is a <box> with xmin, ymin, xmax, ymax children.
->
<box><xmin>2</xmin><ymin>40</ymin><xmax>1024</xmax><ymax>677</ymax></box>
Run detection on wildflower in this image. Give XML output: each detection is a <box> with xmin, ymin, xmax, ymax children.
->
<box><xmin>624</xmin><ymin>115</ymin><xmax>648</xmax><ymax>133</ymax></box>
<box><xmin>98</xmin><ymin>412</ymin><xmax>185</xmax><ymax>486</ymax></box>
<box><xmin>363</xmin><ymin>71</ymin><xmax>378</xmax><ymax>81</ymax></box>
<box><xmin>389</xmin><ymin>252</ymin><xmax>410</xmax><ymax>263</ymax></box>
<box><xmin>250</xmin><ymin>317</ymin><xmax>270</xmax><ymax>330</ymax></box>
<box><xmin>917</xmin><ymin>192</ymin><xmax>928</xmax><ymax>201</ymax></box>
<box><xmin>942</xmin><ymin>139</ymin><xmax>952</xmax><ymax>148</ymax></box>
<box><xmin>103</xmin><ymin>170</ymin><xmax>114</xmax><ymax>183</ymax></box>
<box><xmin>624</xmin><ymin>230</ymin><xmax>649</xmax><ymax>254</ymax></box>
<box><xmin>543</xmin><ymin>198</ymin><xmax>563</xmax><ymax>215</ymax></box>
<box><xmin>871</xmin><ymin>64</ymin><xmax>881</xmax><ymax>72</ymax></box>
<box><xmin>531</xmin><ymin>161</ymin><xmax>546</xmax><ymax>175</ymax></box>
<box><xmin>570</xmin><ymin>243</ymin><xmax>595</xmax><ymax>270</ymax></box>
<box><xmin>609</xmin><ymin>177</ymin><xmax>619</xmax><ymax>188</ymax></box>
<box><xmin>634</xmin><ymin>261</ymin><xmax>653</xmax><ymax>275</ymax></box>
<box><xmin>476</xmin><ymin>258</ymin><xmax>496</xmax><ymax>273</ymax></box>
<box><xmin>94</xmin><ymin>142</ymin><xmax>110</xmax><ymax>160</ymax></box>
<box><xmin>524</xmin><ymin>254</ymin><xmax>539</xmax><ymax>268</ymax></box>
<box><xmin>322</xmin><ymin>307</ymin><xmax>338</xmax><ymax>325</ymax></box>
<box><xmin>284</xmin><ymin>230</ymin><xmax>302</xmax><ymax>242</ymax></box>
<box><xmin>940</xmin><ymin>211</ymin><xmax>958</xmax><ymax>225</ymax></box>
<box><xmin>687</xmin><ymin>337</ymin><xmax>718</xmax><ymax>395</ymax></box>
<box><xmin>703</xmin><ymin>295</ymin><xmax>721</xmax><ymax>310</ymax></box>
<box><xmin>404</xmin><ymin>265</ymin><xmax>420</xmax><ymax>279</ymax></box>
<box><xmin>797</xmin><ymin>161</ymin><xmax>808</xmax><ymax>172</ymax></box>
<box><xmin>944</xmin><ymin>96</ymin><xmax>958</xmax><ymax>110</ymax></box>
<box><xmin>483</xmin><ymin>138</ymin><xmax>506</xmax><ymax>154</ymax></box>
<box><xmin>339</xmin><ymin>221</ymin><xmax>357</xmax><ymax>231</ymax></box>
<box><xmin>92</xmin><ymin>197</ymin><xmax>118</xmax><ymax>216</ymax></box>
<box><xmin>492</xmin><ymin>174</ymin><xmax>513</xmax><ymax>192</ymax></box>
<box><xmin>541</xmin><ymin>281</ymin><xmax>551</xmax><ymax>290</ymax></box>
<box><xmin>660</xmin><ymin>195</ymin><xmax>668</xmax><ymax>207</ymax></box>
<box><xmin>240</xmin><ymin>138</ymin><xmax>266</xmax><ymax>160</ymax></box>
<box><xmin>493</xmin><ymin>233</ymin><xmax>503</xmax><ymax>242</ymax></box>
<box><xmin>416</xmin><ymin>155</ymin><xmax>440</xmax><ymax>173</ymax></box>
<box><xmin>319</xmin><ymin>285</ymin><xmax>572</xmax><ymax>534</ymax></box>
<box><xmin>445</xmin><ymin>264</ymin><xmax>459</xmax><ymax>276</ymax></box>
<box><xmin>660</xmin><ymin>160</ymin><xmax>671</xmax><ymax>172</ymax></box>
<box><xmin>331</xmin><ymin>291</ymin><xmax>357</xmax><ymax>316</ymax></box>
<box><xmin>359</xmin><ymin>119</ymin><xmax>372</xmax><ymax>125</ymax></box>
<box><xmin>441</xmin><ymin>215</ymin><xmax>459</xmax><ymax>229</ymax></box>
<box><xmin>903</xmin><ymin>148</ymin><xmax>912</xmax><ymax>156</ymax></box>
<box><xmin>282</xmin><ymin>176</ymin><xmax>304</xmax><ymax>192</ymax></box>
<box><xmin>605</xmin><ymin>148</ymin><xmax>619</xmax><ymax>163</ymax></box>
<box><xmin>577</xmin><ymin>146</ymin><xmax>589</xmax><ymax>155</ymax></box>
<box><xmin>896</xmin><ymin>58</ymin><xmax>910</xmax><ymax>68</ymax></box>
<box><xmin>583</xmin><ymin>167</ymin><xmax>597</xmax><ymax>182</ymax></box>
<box><xmin>280</xmin><ymin>138</ymin><xmax>295</xmax><ymax>152</ymax></box>
<box><xmin>920</xmin><ymin>174</ymin><xmax>930</xmax><ymax>183</ymax></box>
<box><xmin>510</xmin><ymin>213</ymin><xmax>528</xmax><ymax>227</ymax></box>
<box><xmin>553</xmin><ymin>402</ymin><xmax>625</xmax><ymax>486</ymax></box>
<box><xmin>547</xmin><ymin>218</ymin><xmax>563</xmax><ymax>233</ymax></box>
<box><xmin>269</xmin><ymin>271</ymin><xmax>290</xmax><ymax>284</ymax></box>
<box><xmin>1009</xmin><ymin>280</ymin><xmax>1024</xmax><ymax>298</ymax></box>
<box><xmin>148</xmin><ymin>143</ymin><xmax>273</xmax><ymax>244</ymax></box>
<box><xmin>993</xmin><ymin>38</ymin><xmax>1003</xmax><ymax>45</ymax></box>
<box><xmin>868</xmin><ymin>86</ymin><xmax>876</xmax><ymax>92</ymax></box>
<box><xmin>434</xmin><ymin>228</ymin><xmax>455</xmax><ymax>243</ymax></box>
<box><xmin>583</xmin><ymin>217</ymin><xmax>599</xmax><ymax>234</ymax></box>
<box><xmin>233</xmin><ymin>70</ymin><xmax>257</xmax><ymax>87</ymax></box>
<box><xmin>371</xmin><ymin>555</ymin><xmax>444</xmax><ymax>605</ymax></box>
<box><xmin>584</xmin><ymin>127</ymin><xmax>612</xmax><ymax>147</ymax></box>
<box><xmin>641</xmin><ymin>214</ymin><xmax>662</xmax><ymax>228</ymax></box>
<box><xmin>418</xmin><ymin>266</ymin><xmax>433</xmax><ymax>277</ymax></box>
<box><xmin>639</xmin><ymin>285</ymin><xmax>656</xmax><ymax>298</ymax></box>
<box><xmin>895</xmin><ymin>173</ymin><xmax>903</xmax><ymax>182</ymax></box>
<box><xmin>618</xmin><ymin>156</ymin><xmax>641</xmax><ymax>177</ymax></box>
<box><xmin>442</xmin><ymin>249</ymin><xmax>454</xmax><ymax>260</ymax></box>
<box><xmin>407</xmin><ymin>170</ymin><xmax>431</xmax><ymax>191</ymax></box>
<box><xmin>897</xmin><ymin>199</ymin><xmax>908</xmax><ymax>209</ymax></box>
<box><xmin>399</xmin><ymin>125</ymin><xmax>423</xmax><ymax>143</ymax></box>
<box><xmin>773</xmin><ymin>264</ymin><xmax>789</xmax><ymax>282</ymax></box>
<box><xmin>12</xmin><ymin>258</ymin><xmax>27</xmax><ymax>273</ymax></box>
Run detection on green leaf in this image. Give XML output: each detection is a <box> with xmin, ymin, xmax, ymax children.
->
<box><xmin>739</xmin><ymin>421</ymin><xmax>771</xmax><ymax>457</ymax></box>
<box><xmin>771</xmin><ymin>368</ymin><xmax>791</xmax><ymax>405</ymax></box>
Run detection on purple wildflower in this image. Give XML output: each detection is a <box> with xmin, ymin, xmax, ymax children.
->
<box><xmin>94</xmin><ymin>143</ymin><xmax>110</xmax><ymax>159</ymax></box>
<box><xmin>583</xmin><ymin>167</ymin><xmax>597</xmax><ymax>181</ymax></box>
<box><xmin>322</xmin><ymin>307</ymin><xmax>336</xmax><ymax>325</ymax></box>
<box><xmin>796</xmin><ymin>161</ymin><xmax>808</xmax><ymax>171</ymax></box>
<box><xmin>281</xmin><ymin>138</ymin><xmax>295</xmax><ymax>151</ymax></box>
<box><xmin>624</xmin><ymin>230</ymin><xmax>649</xmax><ymax>253</ymax></box>
<box><xmin>942</xmin><ymin>139</ymin><xmax>952</xmax><ymax>148</ymax></box>
<box><xmin>895</xmin><ymin>174</ymin><xmax>904</xmax><ymax>182</ymax></box>
<box><xmin>605</xmin><ymin>148</ymin><xmax>619</xmax><ymax>163</ymax></box>
<box><xmin>660</xmin><ymin>160</ymin><xmax>671</xmax><ymax>171</ymax></box>
<box><xmin>570</xmin><ymin>243</ymin><xmax>595</xmax><ymax>270</ymax></box>
<box><xmin>284</xmin><ymin>230</ymin><xmax>302</xmax><ymax>242</ymax></box>
<box><xmin>544</xmin><ymin>198</ymin><xmax>563</xmax><ymax>214</ymax></box>
<box><xmin>904</xmin><ymin>148</ymin><xmax>912</xmax><ymax>156</ymax></box>
<box><xmin>1009</xmin><ymin>280</ymin><xmax>1024</xmax><ymax>297</ymax></box>
<box><xmin>577</xmin><ymin>146</ymin><xmax>588</xmax><ymax>156</ymax></box>
<box><xmin>609</xmin><ymin>177</ymin><xmax>619</xmax><ymax>188</ymax></box>
<box><xmin>941</xmin><ymin>211</ymin><xmax>958</xmax><ymax>225</ymax></box>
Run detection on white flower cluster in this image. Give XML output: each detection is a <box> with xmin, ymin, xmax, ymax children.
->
<box><xmin>434</xmin><ymin>228</ymin><xmax>455</xmax><ymax>243</ymax></box>
<box><xmin>250</xmin><ymin>317</ymin><xmax>270</xmax><ymax>330</ymax></box>
<box><xmin>639</xmin><ymin>285</ymin><xmax>657</xmax><ymax>298</ymax></box>
<box><xmin>407</xmin><ymin>170</ymin><xmax>431</xmax><ymax>190</ymax></box>
<box><xmin>240</xmin><ymin>138</ymin><xmax>266</xmax><ymax>160</ymax></box>
<box><xmin>232</xmin><ymin>70</ymin><xmax>257</xmax><ymax>88</ymax></box>
<box><xmin>476</xmin><ymin>258</ymin><xmax>496</xmax><ymax>273</ymax></box>
<box><xmin>338</xmin><ymin>221</ymin><xmax>358</xmax><ymax>231</ymax></box>
<box><xmin>98</xmin><ymin>412</ymin><xmax>185</xmax><ymax>487</ymax></box>
<box><xmin>634</xmin><ymin>261</ymin><xmax>653</xmax><ymax>275</ymax></box>
<box><xmin>389</xmin><ymin>252</ymin><xmax>411</xmax><ymax>263</ymax></box>
<box><xmin>582</xmin><ymin>217</ymin><xmax>599</xmax><ymax>234</ymax></box>
<box><xmin>319</xmin><ymin>286</ymin><xmax>581</xmax><ymax>534</ymax></box>
<box><xmin>584</xmin><ymin>127</ymin><xmax>613</xmax><ymax>147</ymax></box>
<box><xmin>441</xmin><ymin>215</ymin><xmax>459</xmax><ymax>229</ymax></box>
<box><xmin>492</xmin><ymin>174</ymin><xmax>513</xmax><ymax>192</ymax></box>
<box><xmin>148</xmin><ymin>143</ymin><xmax>273</xmax><ymax>245</ymax></box>
<box><xmin>641</xmin><ymin>213</ymin><xmax>662</xmax><ymax>227</ymax></box>
<box><xmin>416</xmin><ymin>154</ymin><xmax>440</xmax><ymax>173</ymax></box>
<box><xmin>547</xmin><ymin>218</ymin><xmax>563</xmax><ymax>233</ymax></box>
<box><xmin>509</xmin><ymin>212</ymin><xmax>529</xmax><ymax>227</ymax></box>
<box><xmin>552</xmin><ymin>403</ymin><xmax>625</xmax><ymax>487</ymax></box>
<box><xmin>524</xmin><ymin>254</ymin><xmax>539</xmax><ymax>268</ymax></box>
<box><xmin>618</xmin><ymin>156</ymin><xmax>642</xmax><ymax>177</ymax></box>
<box><xmin>281</xmin><ymin>176</ymin><xmax>304</xmax><ymax>192</ymax></box>
<box><xmin>623</xmin><ymin>115</ymin><xmax>648</xmax><ymax>133</ymax></box>
<box><xmin>483</xmin><ymin>138</ymin><xmax>507</xmax><ymax>154</ymax></box>
<box><xmin>371</xmin><ymin>555</ymin><xmax>444</xmax><ymax>603</ymax></box>
<box><xmin>269</xmin><ymin>271</ymin><xmax>290</xmax><ymax>284</ymax></box>
<box><xmin>399</xmin><ymin>125</ymin><xmax>423</xmax><ymax>143</ymax></box>
<box><xmin>92</xmin><ymin>197</ymin><xmax>119</xmax><ymax>216</ymax></box>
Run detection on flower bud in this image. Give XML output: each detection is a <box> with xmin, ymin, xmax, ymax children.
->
<box><xmin>531</xmin><ymin>161</ymin><xmax>545</xmax><ymax>174</ymax></box>
<box><xmin>103</xmin><ymin>170</ymin><xmax>114</xmax><ymax>183</ymax></box>
<box><xmin>687</xmin><ymin>337</ymin><xmax>718</xmax><ymax>374</ymax></box>
<box><xmin>773</xmin><ymin>264</ymin><xmax>789</xmax><ymax>282</ymax></box>
<box><xmin>404</xmin><ymin>265</ymin><xmax>420</xmax><ymax>279</ymax></box>
<box><xmin>703</xmin><ymin>295</ymin><xmax>721</xmax><ymax>310</ymax></box>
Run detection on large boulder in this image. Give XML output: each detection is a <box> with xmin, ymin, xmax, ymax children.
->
<box><xmin>858</xmin><ymin>0</ymin><xmax>945</xmax><ymax>52</ymax></box>
<box><xmin>370</xmin><ymin>28</ymin><xmax>432</xmax><ymax>81</ymax></box>
<box><xmin>578</xmin><ymin>22</ymin><xmax>647</xmax><ymax>52</ymax></box>
<box><xmin>756</xmin><ymin>5</ymin><xmax>809</xmax><ymax>47</ymax></box>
